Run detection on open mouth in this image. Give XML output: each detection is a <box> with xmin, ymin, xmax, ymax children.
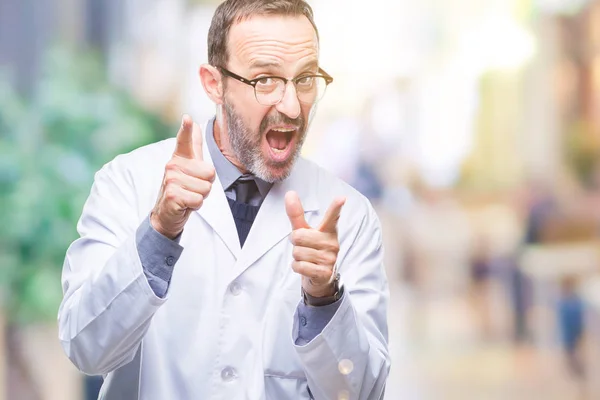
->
<box><xmin>265</xmin><ymin>127</ymin><xmax>296</xmax><ymax>162</ymax></box>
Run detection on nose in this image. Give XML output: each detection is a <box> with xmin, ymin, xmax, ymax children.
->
<box><xmin>275</xmin><ymin>81</ymin><xmax>301</xmax><ymax>119</ymax></box>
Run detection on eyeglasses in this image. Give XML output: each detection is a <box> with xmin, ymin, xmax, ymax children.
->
<box><xmin>217</xmin><ymin>66</ymin><xmax>333</xmax><ymax>106</ymax></box>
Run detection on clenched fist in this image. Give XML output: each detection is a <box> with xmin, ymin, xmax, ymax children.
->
<box><xmin>151</xmin><ymin>115</ymin><xmax>216</xmax><ymax>239</ymax></box>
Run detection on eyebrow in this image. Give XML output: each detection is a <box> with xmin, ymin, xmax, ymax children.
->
<box><xmin>298</xmin><ymin>60</ymin><xmax>319</xmax><ymax>72</ymax></box>
<box><xmin>249</xmin><ymin>61</ymin><xmax>282</xmax><ymax>70</ymax></box>
<box><xmin>248</xmin><ymin>59</ymin><xmax>319</xmax><ymax>73</ymax></box>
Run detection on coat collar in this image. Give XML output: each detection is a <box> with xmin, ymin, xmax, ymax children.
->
<box><xmin>196</xmin><ymin>119</ymin><xmax>319</xmax><ymax>274</ymax></box>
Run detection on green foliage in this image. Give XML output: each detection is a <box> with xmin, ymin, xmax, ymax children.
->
<box><xmin>0</xmin><ymin>47</ymin><xmax>175</xmax><ymax>324</ymax></box>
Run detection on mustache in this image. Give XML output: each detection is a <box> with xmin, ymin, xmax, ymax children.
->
<box><xmin>259</xmin><ymin>113</ymin><xmax>305</xmax><ymax>133</ymax></box>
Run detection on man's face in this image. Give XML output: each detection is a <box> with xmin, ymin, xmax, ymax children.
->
<box><xmin>221</xmin><ymin>15</ymin><xmax>319</xmax><ymax>183</ymax></box>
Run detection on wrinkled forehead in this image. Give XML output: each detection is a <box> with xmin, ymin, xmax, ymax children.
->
<box><xmin>227</xmin><ymin>14</ymin><xmax>319</xmax><ymax>73</ymax></box>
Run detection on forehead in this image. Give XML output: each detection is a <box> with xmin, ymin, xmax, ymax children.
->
<box><xmin>227</xmin><ymin>14</ymin><xmax>319</xmax><ymax>71</ymax></box>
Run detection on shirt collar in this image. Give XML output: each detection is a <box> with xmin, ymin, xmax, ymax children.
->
<box><xmin>205</xmin><ymin>117</ymin><xmax>272</xmax><ymax>198</ymax></box>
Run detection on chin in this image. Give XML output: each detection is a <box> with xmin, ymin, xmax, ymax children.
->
<box><xmin>254</xmin><ymin>159</ymin><xmax>296</xmax><ymax>183</ymax></box>
<box><xmin>262</xmin><ymin>166</ymin><xmax>293</xmax><ymax>183</ymax></box>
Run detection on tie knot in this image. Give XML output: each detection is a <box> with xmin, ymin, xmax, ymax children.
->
<box><xmin>233</xmin><ymin>175</ymin><xmax>259</xmax><ymax>204</ymax></box>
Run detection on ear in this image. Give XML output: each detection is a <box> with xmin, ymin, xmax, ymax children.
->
<box><xmin>199</xmin><ymin>64</ymin><xmax>224</xmax><ymax>105</ymax></box>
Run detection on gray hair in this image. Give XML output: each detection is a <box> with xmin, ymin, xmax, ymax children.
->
<box><xmin>207</xmin><ymin>0</ymin><xmax>319</xmax><ymax>68</ymax></box>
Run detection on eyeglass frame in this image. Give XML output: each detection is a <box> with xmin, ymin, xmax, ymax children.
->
<box><xmin>216</xmin><ymin>66</ymin><xmax>334</xmax><ymax>105</ymax></box>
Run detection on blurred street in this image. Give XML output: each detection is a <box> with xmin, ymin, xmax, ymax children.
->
<box><xmin>385</xmin><ymin>280</ymin><xmax>582</xmax><ymax>400</ymax></box>
<box><xmin>374</xmin><ymin>194</ymin><xmax>593</xmax><ymax>400</ymax></box>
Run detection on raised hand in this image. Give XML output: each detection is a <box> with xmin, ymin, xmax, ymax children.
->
<box><xmin>285</xmin><ymin>191</ymin><xmax>346</xmax><ymax>298</ymax></box>
<box><xmin>150</xmin><ymin>115</ymin><xmax>216</xmax><ymax>239</ymax></box>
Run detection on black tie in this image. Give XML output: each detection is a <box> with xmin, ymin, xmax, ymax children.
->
<box><xmin>228</xmin><ymin>176</ymin><xmax>260</xmax><ymax>247</ymax></box>
<box><xmin>233</xmin><ymin>176</ymin><xmax>259</xmax><ymax>204</ymax></box>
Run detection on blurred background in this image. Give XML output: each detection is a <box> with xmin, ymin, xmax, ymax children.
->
<box><xmin>2</xmin><ymin>0</ymin><xmax>600</xmax><ymax>399</ymax></box>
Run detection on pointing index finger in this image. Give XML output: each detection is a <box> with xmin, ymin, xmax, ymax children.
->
<box><xmin>318</xmin><ymin>197</ymin><xmax>346</xmax><ymax>233</ymax></box>
<box><xmin>191</xmin><ymin>121</ymin><xmax>204</xmax><ymax>161</ymax></box>
<box><xmin>174</xmin><ymin>115</ymin><xmax>195</xmax><ymax>159</ymax></box>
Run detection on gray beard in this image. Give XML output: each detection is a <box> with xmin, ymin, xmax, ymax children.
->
<box><xmin>223</xmin><ymin>100</ymin><xmax>308</xmax><ymax>183</ymax></box>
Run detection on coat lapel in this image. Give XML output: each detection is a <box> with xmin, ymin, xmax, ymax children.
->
<box><xmin>232</xmin><ymin>158</ymin><xmax>319</xmax><ymax>280</ymax></box>
<box><xmin>195</xmin><ymin>122</ymin><xmax>241</xmax><ymax>259</ymax></box>
<box><xmin>192</xmin><ymin>118</ymin><xmax>321</xmax><ymax>278</ymax></box>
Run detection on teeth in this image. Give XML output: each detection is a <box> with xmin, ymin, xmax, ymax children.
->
<box><xmin>272</xmin><ymin>148</ymin><xmax>285</xmax><ymax>153</ymax></box>
<box><xmin>272</xmin><ymin>128</ymin><xmax>294</xmax><ymax>132</ymax></box>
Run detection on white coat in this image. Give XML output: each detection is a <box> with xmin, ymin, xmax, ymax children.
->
<box><xmin>58</xmin><ymin>121</ymin><xmax>390</xmax><ymax>399</ymax></box>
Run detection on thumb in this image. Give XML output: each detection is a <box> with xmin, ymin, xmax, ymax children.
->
<box><xmin>318</xmin><ymin>197</ymin><xmax>346</xmax><ymax>233</ymax></box>
<box><xmin>174</xmin><ymin>115</ymin><xmax>195</xmax><ymax>159</ymax></box>
<box><xmin>285</xmin><ymin>191</ymin><xmax>310</xmax><ymax>230</ymax></box>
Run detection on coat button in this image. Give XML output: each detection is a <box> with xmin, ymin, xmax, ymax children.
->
<box><xmin>221</xmin><ymin>366</ymin><xmax>237</xmax><ymax>382</ymax></box>
<box><xmin>229</xmin><ymin>282</ymin><xmax>242</xmax><ymax>296</ymax></box>
<box><xmin>165</xmin><ymin>256</ymin><xmax>175</xmax><ymax>266</ymax></box>
<box><xmin>300</xmin><ymin>316</ymin><xmax>307</xmax><ymax>327</ymax></box>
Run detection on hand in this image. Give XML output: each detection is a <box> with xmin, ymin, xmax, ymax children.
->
<box><xmin>285</xmin><ymin>191</ymin><xmax>346</xmax><ymax>298</ymax></box>
<box><xmin>151</xmin><ymin>115</ymin><xmax>216</xmax><ymax>239</ymax></box>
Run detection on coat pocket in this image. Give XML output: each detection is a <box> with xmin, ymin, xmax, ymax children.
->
<box><xmin>263</xmin><ymin>374</ymin><xmax>313</xmax><ymax>400</ymax></box>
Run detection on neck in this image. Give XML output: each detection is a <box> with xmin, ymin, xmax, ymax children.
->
<box><xmin>213</xmin><ymin>117</ymin><xmax>249</xmax><ymax>174</ymax></box>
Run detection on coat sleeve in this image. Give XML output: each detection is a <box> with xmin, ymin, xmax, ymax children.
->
<box><xmin>293</xmin><ymin>199</ymin><xmax>391</xmax><ymax>400</ymax></box>
<box><xmin>58</xmin><ymin>156</ymin><xmax>166</xmax><ymax>375</ymax></box>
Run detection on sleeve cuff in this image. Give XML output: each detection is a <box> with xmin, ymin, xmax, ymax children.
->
<box><xmin>295</xmin><ymin>289</ymin><xmax>345</xmax><ymax>346</ymax></box>
<box><xmin>135</xmin><ymin>215</ymin><xmax>184</xmax><ymax>298</ymax></box>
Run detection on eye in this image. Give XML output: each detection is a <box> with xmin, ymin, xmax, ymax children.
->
<box><xmin>256</xmin><ymin>77</ymin><xmax>275</xmax><ymax>86</ymax></box>
<box><xmin>296</xmin><ymin>76</ymin><xmax>314</xmax><ymax>85</ymax></box>
<box><xmin>254</xmin><ymin>76</ymin><xmax>281</xmax><ymax>93</ymax></box>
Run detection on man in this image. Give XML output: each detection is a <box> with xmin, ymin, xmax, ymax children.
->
<box><xmin>58</xmin><ymin>0</ymin><xmax>390</xmax><ymax>398</ymax></box>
